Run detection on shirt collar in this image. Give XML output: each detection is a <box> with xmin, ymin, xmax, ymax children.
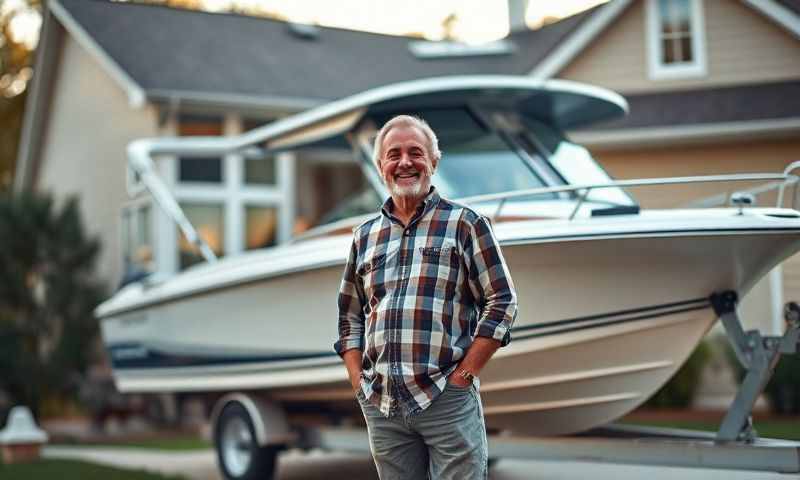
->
<box><xmin>381</xmin><ymin>186</ymin><xmax>440</xmax><ymax>224</ymax></box>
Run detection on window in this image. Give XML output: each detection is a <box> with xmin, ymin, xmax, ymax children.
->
<box><xmin>177</xmin><ymin>203</ymin><xmax>224</xmax><ymax>270</ymax></box>
<box><xmin>177</xmin><ymin>114</ymin><xmax>223</xmax><ymax>183</ymax></box>
<box><xmin>646</xmin><ymin>0</ymin><xmax>706</xmax><ymax>79</ymax></box>
<box><xmin>243</xmin><ymin>118</ymin><xmax>277</xmax><ymax>186</ymax></box>
<box><xmin>244</xmin><ymin>158</ymin><xmax>277</xmax><ymax>185</ymax></box>
<box><xmin>120</xmin><ymin>202</ymin><xmax>154</xmax><ymax>285</ymax></box>
<box><xmin>244</xmin><ymin>205</ymin><xmax>278</xmax><ymax>250</ymax></box>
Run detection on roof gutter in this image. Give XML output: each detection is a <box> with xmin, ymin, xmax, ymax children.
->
<box><xmin>146</xmin><ymin>89</ymin><xmax>325</xmax><ymax>115</ymax></box>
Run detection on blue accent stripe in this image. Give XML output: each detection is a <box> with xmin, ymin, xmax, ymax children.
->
<box><xmin>109</xmin><ymin>344</ymin><xmax>336</xmax><ymax>370</ymax></box>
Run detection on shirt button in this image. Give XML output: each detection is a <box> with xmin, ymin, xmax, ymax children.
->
<box><xmin>404</xmin><ymin>230</ymin><xmax>410</xmax><ymax>236</ymax></box>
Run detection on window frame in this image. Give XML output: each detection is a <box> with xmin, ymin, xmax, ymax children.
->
<box><xmin>645</xmin><ymin>0</ymin><xmax>708</xmax><ymax>80</ymax></box>
<box><xmin>120</xmin><ymin>197</ymin><xmax>154</xmax><ymax>273</ymax></box>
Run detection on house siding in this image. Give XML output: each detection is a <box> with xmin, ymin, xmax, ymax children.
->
<box><xmin>591</xmin><ymin>137</ymin><xmax>800</xmax><ymax>332</ymax></box>
<box><xmin>36</xmin><ymin>35</ymin><xmax>159</xmax><ymax>286</ymax></box>
<box><xmin>559</xmin><ymin>0</ymin><xmax>800</xmax><ymax>92</ymax></box>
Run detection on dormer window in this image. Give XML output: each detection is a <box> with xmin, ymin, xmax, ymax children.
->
<box><xmin>646</xmin><ymin>0</ymin><xmax>707</xmax><ymax>80</ymax></box>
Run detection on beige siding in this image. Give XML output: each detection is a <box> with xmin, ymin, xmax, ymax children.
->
<box><xmin>37</xmin><ymin>36</ymin><xmax>159</xmax><ymax>286</ymax></box>
<box><xmin>559</xmin><ymin>0</ymin><xmax>800</xmax><ymax>93</ymax></box>
<box><xmin>784</xmin><ymin>254</ymin><xmax>800</xmax><ymax>304</ymax></box>
<box><xmin>594</xmin><ymin>138</ymin><xmax>799</xmax><ymax>208</ymax></box>
<box><xmin>592</xmin><ymin>138</ymin><xmax>800</xmax><ymax>332</ymax></box>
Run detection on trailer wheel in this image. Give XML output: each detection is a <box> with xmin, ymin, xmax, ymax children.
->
<box><xmin>215</xmin><ymin>402</ymin><xmax>279</xmax><ymax>480</ymax></box>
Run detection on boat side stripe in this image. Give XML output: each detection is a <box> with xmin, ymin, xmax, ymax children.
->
<box><xmin>108</xmin><ymin>297</ymin><xmax>713</xmax><ymax>371</ymax></box>
<box><xmin>512</xmin><ymin>297</ymin><xmax>709</xmax><ymax>333</ymax></box>
<box><xmin>512</xmin><ymin>304</ymin><xmax>711</xmax><ymax>341</ymax></box>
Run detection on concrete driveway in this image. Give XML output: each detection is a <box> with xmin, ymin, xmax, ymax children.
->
<box><xmin>43</xmin><ymin>446</ymin><xmax>796</xmax><ymax>480</ymax></box>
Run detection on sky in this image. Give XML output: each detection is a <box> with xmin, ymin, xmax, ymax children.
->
<box><xmin>4</xmin><ymin>0</ymin><xmax>609</xmax><ymax>48</ymax></box>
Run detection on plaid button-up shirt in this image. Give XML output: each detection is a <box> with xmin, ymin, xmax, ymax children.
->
<box><xmin>335</xmin><ymin>188</ymin><xmax>517</xmax><ymax>416</ymax></box>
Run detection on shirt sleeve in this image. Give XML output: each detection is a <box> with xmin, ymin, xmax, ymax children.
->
<box><xmin>334</xmin><ymin>238</ymin><xmax>366</xmax><ymax>356</ymax></box>
<box><xmin>464</xmin><ymin>215</ymin><xmax>517</xmax><ymax>346</ymax></box>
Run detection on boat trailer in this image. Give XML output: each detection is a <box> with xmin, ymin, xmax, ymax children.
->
<box><xmin>296</xmin><ymin>290</ymin><xmax>800</xmax><ymax>474</ymax></box>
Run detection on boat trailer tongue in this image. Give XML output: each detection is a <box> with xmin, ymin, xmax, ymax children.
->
<box><xmin>711</xmin><ymin>290</ymin><xmax>800</xmax><ymax>443</ymax></box>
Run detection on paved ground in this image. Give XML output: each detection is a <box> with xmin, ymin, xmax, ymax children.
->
<box><xmin>43</xmin><ymin>446</ymin><xmax>798</xmax><ymax>480</ymax></box>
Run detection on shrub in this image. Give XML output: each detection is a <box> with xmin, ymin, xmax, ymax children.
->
<box><xmin>0</xmin><ymin>192</ymin><xmax>105</xmax><ymax>416</ymax></box>
<box><xmin>645</xmin><ymin>340</ymin><xmax>712</xmax><ymax>408</ymax></box>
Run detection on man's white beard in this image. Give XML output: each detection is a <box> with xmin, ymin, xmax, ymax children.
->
<box><xmin>389</xmin><ymin>178</ymin><xmax>427</xmax><ymax>198</ymax></box>
<box><xmin>386</xmin><ymin>164</ymin><xmax>433</xmax><ymax>199</ymax></box>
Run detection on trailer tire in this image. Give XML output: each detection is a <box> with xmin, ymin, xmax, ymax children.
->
<box><xmin>215</xmin><ymin>402</ymin><xmax>279</xmax><ymax>480</ymax></box>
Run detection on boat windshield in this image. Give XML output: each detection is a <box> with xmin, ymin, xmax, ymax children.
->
<box><xmin>364</xmin><ymin>108</ymin><xmax>558</xmax><ymax>202</ymax></box>
<box><xmin>521</xmin><ymin>118</ymin><xmax>636</xmax><ymax>207</ymax></box>
<box><xmin>424</xmin><ymin>109</ymin><xmax>556</xmax><ymax>201</ymax></box>
<box><xmin>322</xmin><ymin>107</ymin><xmax>635</xmax><ymax>225</ymax></box>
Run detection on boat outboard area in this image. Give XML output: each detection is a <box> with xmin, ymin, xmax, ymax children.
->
<box><xmin>96</xmin><ymin>75</ymin><xmax>800</xmax><ymax>464</ymax></box>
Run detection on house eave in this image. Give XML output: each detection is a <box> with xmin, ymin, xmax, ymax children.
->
<box><xmin>13</xmin><ymin>5</ymin><xmax>61</xmax><ymax>193</ymax></box>
<box><xmin>48</xmin><ymin>0</ymin><xmax>146</xmax><ymax>108</ymax></box>
<box><xmin>570</xmin><ymin>117</ymin><xmax>800</xmax><ymax>150</ymax></box>
<box><xmin>145</xmin><ymin>89</ymin><xmax>325</xmax><ymax>116</ymax></box>
<box><xmin>742</xmin><ymin>0</ymin><xmax>800</xmax><ymax>40</ymax></box>
<box><xmin>529</xmin><ymin>0</ymin><xmax>633</xmax><ymax>80</ymax></box>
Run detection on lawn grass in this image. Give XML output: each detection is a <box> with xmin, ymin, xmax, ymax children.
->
<box><xmin>620</xmin><ymin>418</ymin><xmax>800</xmax><ymax>441</ymax></box>
<box><xmin>53</xmin><ymin>432</ymin><xmax>212</xmax><ymax>451</ymax></box>
<box><xmin>0</xmin><ymin>459</ymin><xmax>187</xmax><ymax>480</ymax></box>
<box><xmin>82</xmin><ymin>435</ymin><xmax>212</xmax><ymax>451</ymax></box>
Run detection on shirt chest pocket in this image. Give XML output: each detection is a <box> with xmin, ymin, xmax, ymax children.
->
<box><xmin>416</xmin><ymin>242</ymin><xmax>459</xmax><ymax>274</ymax></box>
<box><xmin>358</xmin><ymin>251</ymin><xmax>392</xmax><ymax>295</ymax></box>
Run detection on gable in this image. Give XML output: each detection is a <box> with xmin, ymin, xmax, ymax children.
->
<box><xmin>558</xmin><ymin>0</ymin><xmax>800</xmax><ymax>93</ymax></box>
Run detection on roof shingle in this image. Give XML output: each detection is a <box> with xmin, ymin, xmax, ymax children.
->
<box><xmin>57</xmin><ymin>0</ymin><xmax>596</xmax><ymax>102</ymax></box>
<box><xmin>582</xmin><ymin>80</ymin><xmax>800</xmax><ymax>131</ymax></box>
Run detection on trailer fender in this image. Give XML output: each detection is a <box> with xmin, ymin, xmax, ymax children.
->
<box><xmin>210</xmin><ymin>393</ymin><xmax>292</xmax><ymax>447</ymax></box>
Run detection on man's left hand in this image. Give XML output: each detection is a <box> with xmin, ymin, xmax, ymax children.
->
<box><xmin>448</xmin><ymin>370</ymin><xmax>472</xmax><ymax>388</ymax></box>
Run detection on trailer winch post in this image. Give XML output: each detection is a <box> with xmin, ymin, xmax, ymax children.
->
<box><xmin>710</xmin><ymin>291</ymin><xmax>800</xmax><ymax>443</ymax></box>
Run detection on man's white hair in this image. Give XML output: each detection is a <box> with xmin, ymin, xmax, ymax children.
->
<box><xmin>372</xmin><ymin>115</ymin><xmax>442</xmax><ymax>171</ymax></box>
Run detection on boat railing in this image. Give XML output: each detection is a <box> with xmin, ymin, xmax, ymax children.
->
<box><xmin>683</xmin><ymin>161</ymin><xmax>800</xmax><ymax>210</ymax></box>
<box><xmin>455</xmin><ymin>171</ymin><xmax>798</xmax><ymax>222</ymax></box>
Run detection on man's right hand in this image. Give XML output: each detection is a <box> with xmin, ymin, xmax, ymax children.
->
<box><xmin>342</xmin><ymin>349</ymin><xmax>363</xmax><ymax>393</ymax></box>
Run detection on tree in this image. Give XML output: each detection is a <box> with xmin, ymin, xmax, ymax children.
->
<box><xmin>0</xmin><ymin>0</ymin><xmax>39</xmax><ymax>192</ymax></box>
<box><xmin>0</xmin><ymin>192</ymin><xmax>105</xmax><ymax>416</ymax></box>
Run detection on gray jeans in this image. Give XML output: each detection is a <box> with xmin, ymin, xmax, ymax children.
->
<box><xmin>357</xmin><ymin>382</ymin><xmax>488</xmax><ymax>480</ymax></box>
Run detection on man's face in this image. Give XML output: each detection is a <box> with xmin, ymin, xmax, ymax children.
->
<box><xmin>379</xmin><ymin>125</ymin><xmax>436</xmax><ymax>200</ymax></box>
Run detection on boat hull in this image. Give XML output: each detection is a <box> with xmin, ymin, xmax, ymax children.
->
<box><xmin>99</xmin><ymin>226</ymin><xmax>800</xmax><ymax>435</ymax></box>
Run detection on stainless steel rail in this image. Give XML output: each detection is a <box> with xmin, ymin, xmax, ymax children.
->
<box><xmin>454</xmin><ymin>173</ymin><xmax>795</xmax><ymax>221</ymax></box>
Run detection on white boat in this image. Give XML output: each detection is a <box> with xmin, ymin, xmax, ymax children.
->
<box><xmin>96</xmin><ymin>76</ymin><xmax>800</xmax><ymax>477</ymax></box>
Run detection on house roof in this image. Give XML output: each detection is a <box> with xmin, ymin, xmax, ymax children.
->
<box><xmin>53</xmin><ymin>0</ymin><xmax>596</xmax><ymax>106</ymax></box>
<box><xmin>571</xmin><ymin>80</ymin><xmax>800</xmax><ymax>147</ymax></box>
<box><xmin>589</xmin><ymin>80</ymin><xmax>800</xmax><ymax>130</ymax></box>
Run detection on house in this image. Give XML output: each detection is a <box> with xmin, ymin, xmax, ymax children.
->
<box><xmin>13</xmin><ymin>0</ymin><xmax>800</xmax><ymax>338</ymax></box>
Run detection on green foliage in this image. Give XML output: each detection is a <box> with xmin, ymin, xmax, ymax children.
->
<box><xmin>765</xmin><ymin>352</ymin><xmax>800</xmax><ymax>414</ymax></box>
<box><xmin>0</xmin><ymin>459</ymin><xmax>187</xmax><ymax>480</ymax></box>
<box><xmin>0</xmin><ymin>191</ymin><xmax>105</xmax><ymax>416</ymax></box>
<box><xmin>0</xmin><ymin>0</ymin><xmax>39</xmax><ymax>191</ymax></box>
<box><xmin>645</xmin><ymin>340</ymin><xmax>712</xmax><ymax>408</ymax></box>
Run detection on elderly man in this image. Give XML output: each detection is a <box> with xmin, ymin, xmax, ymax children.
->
<box><xmin>334</xmin><ymin>115</ymin><xmax>517</xmax><ymax>479</ymax></box>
